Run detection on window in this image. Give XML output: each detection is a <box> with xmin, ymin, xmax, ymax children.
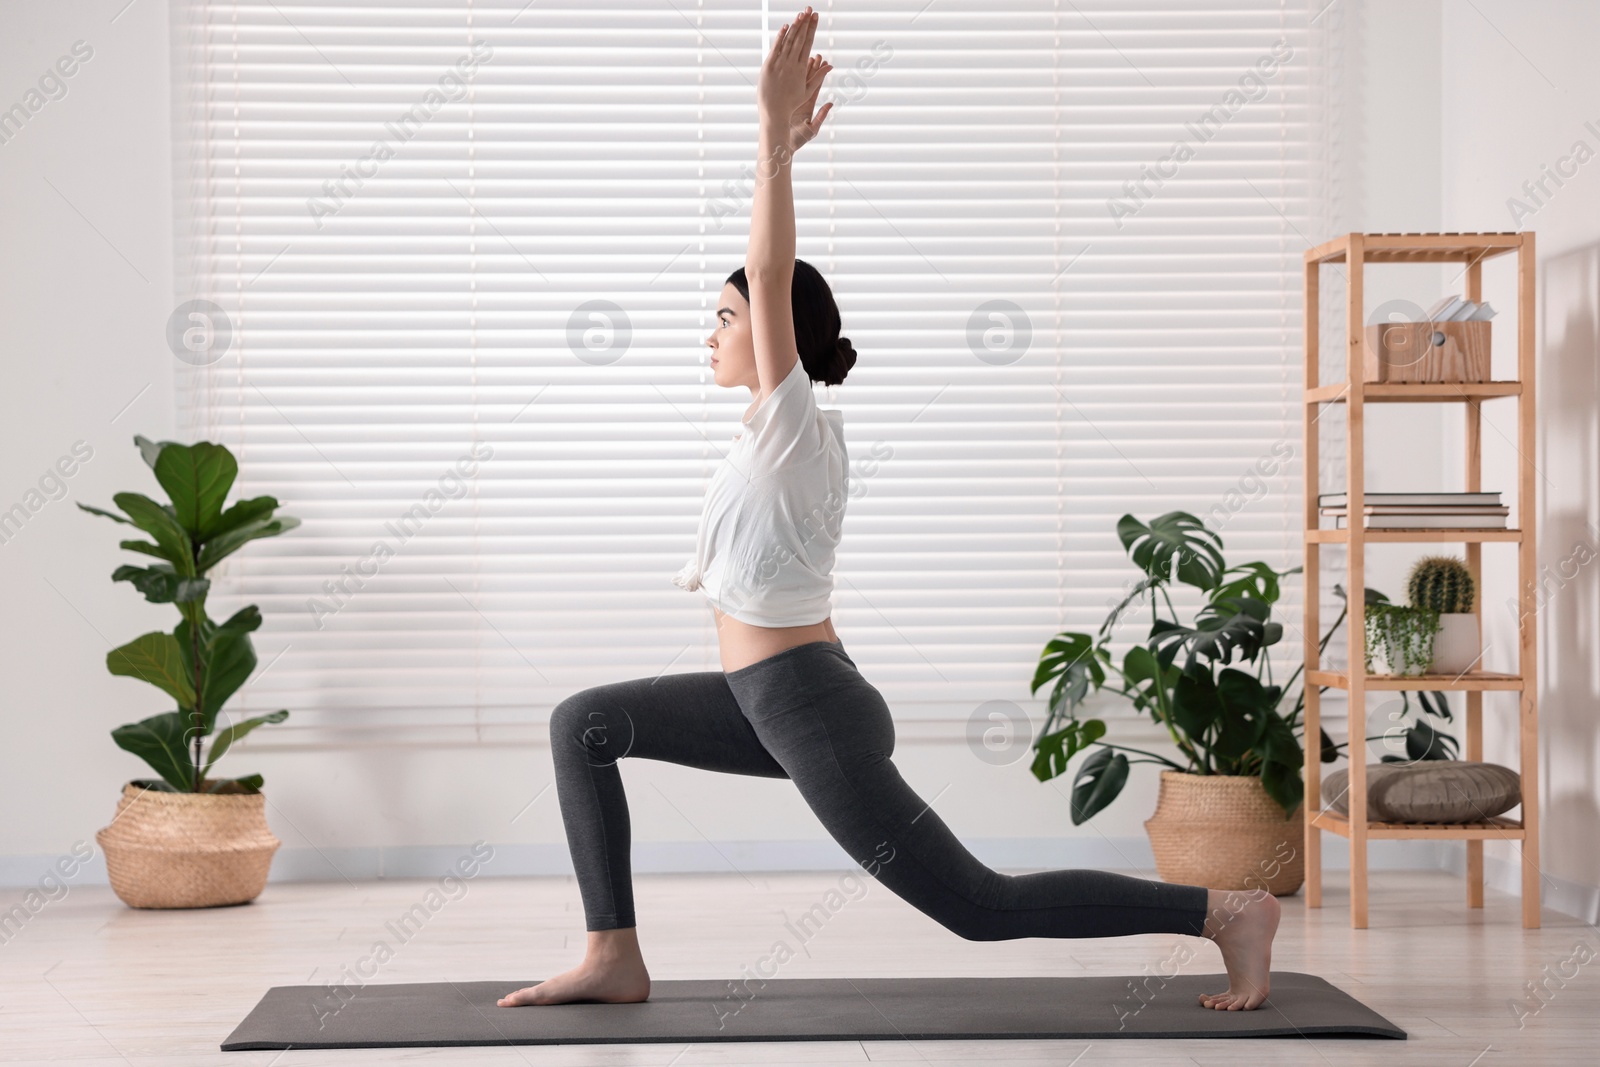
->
<box><xmin>174</xmin><ymin>0</ymin><xmax>1344</xmax><ymax>744</ymax></box>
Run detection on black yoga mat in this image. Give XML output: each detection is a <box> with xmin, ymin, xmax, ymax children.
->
<box><xmin>221</xmin><ymin>971</ymin><xmax>1405</xmax><ymax>1049</ymax></box>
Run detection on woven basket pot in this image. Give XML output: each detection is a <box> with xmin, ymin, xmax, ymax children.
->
<box><xmin>1143</xmin><ymin>770</ymin><xmax>1304</xmax><ymax>896</ymax></box>
<box><xmin>95</xmin><ymin>780</ymin><xmax>280</xmax><ymax>909</ymax></box>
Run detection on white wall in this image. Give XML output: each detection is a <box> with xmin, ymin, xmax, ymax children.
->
<box><xmin>1435</xmin><ymin>0</ymin><xmax>1600</xmax><ymax>923</ymax></box>
<box><xmin>6</xmin><ymin>1</ymin><xmax>1591</xmax><ymax>924</ymax></box>
<box><xmin>1355</xmin><ymin>0</ymin><xmax>1448</xmax><ymax>594</ymax></box>
<box><xmin>0</xmin><ymin>2</ymin><xmax>182</xmax><ymax>865</ymax></box>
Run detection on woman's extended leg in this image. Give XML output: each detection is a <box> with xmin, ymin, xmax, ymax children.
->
<box><xmin>722</xmin><ymin>640</ymin><xmax>1280</xmax><ymax>1009</ymax></box>
<box><xmin>501</xmin><ymin>668</ymin><xmax>788</xmax><ymax>1007</ymax></box>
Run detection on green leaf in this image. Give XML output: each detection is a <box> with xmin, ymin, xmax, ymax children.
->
<box><xmin>134</xmin><ymin>434</ymin><xmax>177</xmax><ymax>470</ymax></box>
<box><xmin>214</xmin><ymin>604</ymin><xmax>265</xmax><ymax>637</ymax></box>
<box><xmin>195</xmin><ymin>514</ymin><xmax>301</xmax><ymax>572</ymax></box>
<box><xmin>1029</xmin><ymin>719</ymin><xmax>1106</xmax><ymax>782</ymax></box>
<box><xmin>1171</xmin><ymin>668</ymin><xmax>1223</xmax><ymax>743</ymax></box>
<box><xmin>1260</xmin><ymin>759</ymin><xmax>1304</xmax><ymax>818</ymax></box>
<box><xmin>203</xmin><ymin>709</ymin><xmax>289</xmax><ymax>777</ymax></box>
<box><xmin>1320</xmin><ymin>726</ymin><xmax>1340</xmax><ymax>763</ymax></box>
<box><xmin>207</xmin><ymin>495</ymin><xmax>282</xmax><ymax>540</ymax></box>
<box><xmin>118</xmin><ymin>539</ymin><xmax>175</xmax><ymax>562</ymax></box>
<box><xmin>1031</xmin><ymin>633</ymin><xmax>1105</xmax><ymax>716</ymax></box>
<box><xmin>77</xmin><ymin>502</ymin><xmax>136</xmax><ymax>526</ymax></box>
<box><xmin>198</xmin><ymin>611</ymin><xmax>263</xmax><ymax>720</ymax></box>
<box><xmin>1148</xmin><ymin>620</ymin><xmax>1189</xmax><ymax>671</ymax></box>
<box><xmin>111</xmin><ymin>711</ymin><xmax>199</xmax><ymax>792</ymax></box>
<box><xmin>1070</xmin><ymin>748</ymin><xmax>1129</xmax><ymax>825</ymax></box>
<box><xmin>153</xmin><ymin>441</ymin><xmax>238</xmax><ymax>538</ymax></box>
<box><xmin>111</xmin><ymin>563</ymin><xmax>179</xmax><ymax>604</ymax></box>
<box><xmin>1211</xmin><ymin>669</ymin><xmax>1276</xmax><ymax>761</ymax></box>
<box><xmin>1332</xmin><ymin>583</ymin><xmax>1391</xmax><ymax>608</ymax></box>
<box><xmin>112</xmin><ymin>492</ymin><xmax>194</xmax><ymax>574</ymax></box>
<box><xmin>175</xmin><ymin>578</ymin><xmax>210</xmax><ymax>604</ymax></box>
<box><xmin>109</xmin><ymin>564</ymin><xmax>210</xmax><ymax>606</ymax></box>
<box><xmin>1160</xmin><ymin>596</ymin><xmax>1272</xmax><ymax>667</ymax></box>
<box><xmin>1122</xmin><ymin>644</ymin><xmax>1162</xmax><ymax>684</ymax></box>
<box><xmin>1117</xmin><ymin>511</ymin><xmax>1225</xmax><ymax>592</ymax></box>
<box><xmin>204</xmin><ymin>773</ymin><xmax>265</xmax><ymax>793</ymax></box>
<box><xmin>1403</xmin><ymin>717</ymin><xmax>1459</xmax><ymax>761</ymax></box>
<box><xmin>107</xmin><ymin>632</ymin><xmax>197</xmax><ymax>708</ymax></box>
<box><xmin>1256</xmin><ymin>709</ymin><xmax>1302</xmax><ymax>770</ymax></box>
<box><xmin>1121</xmin><ymin>644</ymin><xmax>1178</xmax><ymax>723</ymax></box>
<box><xmin>174</xmin><ymin>606</ymin><xmax>264</xmax><ymax>733</ymax></box>
<box><xmin>1418</xmin><ymin>689</ymin><xmax>1453</xmax><ymax>724</ymax></box>
<box><xmin>1211</xmin><ymin>561</ymin><xmax>1286</xmax><ymax>607</ymax></box>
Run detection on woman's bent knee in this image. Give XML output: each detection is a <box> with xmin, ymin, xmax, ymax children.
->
<box><xmin>549</xmin><ymin>688</ymin><xmax>632</xmax><ymax>767</ymax></box>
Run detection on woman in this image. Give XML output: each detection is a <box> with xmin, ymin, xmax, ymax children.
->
<box><xmin>500</xmin><ymin>6</ymin><xmax>1280</xmax><ymax>1014</ymax></box>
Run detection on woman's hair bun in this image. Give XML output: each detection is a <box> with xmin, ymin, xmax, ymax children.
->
<box><xmin>826</xmin><ymin>335</ymin><xmax>857</xmax><ymax>385</ymax></box>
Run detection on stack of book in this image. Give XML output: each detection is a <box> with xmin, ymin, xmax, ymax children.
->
<box><xmin>1319</xmin><ymin>491</ymin><xmax>1508</xmax><ymax>529</ymax></box>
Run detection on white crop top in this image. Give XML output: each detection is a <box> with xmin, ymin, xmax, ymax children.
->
<box><xmin>671</xmin><ymin>356</ymin><xmax>848</xmax><ymax>626</ymax></box>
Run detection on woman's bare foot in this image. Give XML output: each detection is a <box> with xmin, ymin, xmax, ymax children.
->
<box><xmin>1197</xmin><ymin>887</ymin><xmax>1280</xmax><ymax>1011</ymax></box>
<box><xmin>498</xmin><ymin>927</ymin><xmax>651</xmax><ymax>1006</ymax></box>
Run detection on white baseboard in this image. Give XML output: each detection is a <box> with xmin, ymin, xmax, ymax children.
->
<box><xmin>1437</xmin><ymin>846</ymin><xmax>1600</xmax><ymax>926</ymax></box>
<box><xmin>0</xmin><ymin>834</ymin><xmax>1460</xmax><ymax>893</ymax></box>
<box><xmin>8</xmin><ymin>836</ymin><xmax>1595</xmax><ymax>926</ymax></box>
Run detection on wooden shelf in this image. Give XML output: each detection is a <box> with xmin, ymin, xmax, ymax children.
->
<box><xmin>1304</xmin><ymin>231</ymin><xmax>1521</xmax><ymax>264</ymax></box>
<box><xmin>1307</xmin><ymin>669</ymin><xmax>1523</xmax><ymax>692</ymax></box>
<box><xmin>1306</xmin><ymin>528</ymin><xmax>1521</xmax><ymax>543</ymax></box>
<box><xmin>1311</xmin><ymin>811</ymin><xmax>1524</xmax><ymax>841</ymax></box>
<box><xmin>1302</xmin><ymin>231</ymin><xmax>1540</xmax><ymax>930</ymax></box>
<box><xmin>1305</xmin><ymin>381</ymin><xmax>1521</xmax><ymax>403</ymax></box>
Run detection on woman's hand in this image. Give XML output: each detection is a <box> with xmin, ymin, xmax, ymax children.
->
<box><xmin>758</xmin><ymin>7</ymin><xmax>834</xmax><ymax>153</ymax></box>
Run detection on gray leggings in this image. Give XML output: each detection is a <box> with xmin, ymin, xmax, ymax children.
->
<box><xmin>549</xmin><ymin>639</ymin><xmax>1209</xmax><ymax>939</ymax></box>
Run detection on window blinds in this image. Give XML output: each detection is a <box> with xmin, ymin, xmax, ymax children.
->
<box><xmin>173</xmin><ymin>0</ymin><xmax>1327</xmax><ymax>745</ymax></box>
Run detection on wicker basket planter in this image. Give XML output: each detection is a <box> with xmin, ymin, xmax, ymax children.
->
<box><xmin>1143</xmin><ymin>770</ymin><xmax>1304</xmax><ymax>896</ymax></box>
<box><xmin>96</xmin><ymin>780</ymin><xmax>281</xmax><ymax>909</ymax></box>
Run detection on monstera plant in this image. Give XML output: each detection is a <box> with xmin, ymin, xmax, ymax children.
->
<box><xmin>79</xmin><ymin>435</ymin><xmax>299</xmax><ymax>793</ymax></box>
<box><xmin>1029</xmin><ymin>511</ymin><xmax>1453</xmax><ymax>825</ymax></box>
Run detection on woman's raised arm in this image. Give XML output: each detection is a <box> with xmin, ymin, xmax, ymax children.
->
<box><xmin>746</xmin><ymin>7</ymin><xmax>833</xmax><ymax>396</ymax></box>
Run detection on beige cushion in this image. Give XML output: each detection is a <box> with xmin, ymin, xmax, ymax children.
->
<box><xmin>1321</xmin><ymin>760</ymin><xmax>1521</xmax><ymax>823</ymax></box>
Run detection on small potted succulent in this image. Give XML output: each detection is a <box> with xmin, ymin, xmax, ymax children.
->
<box><xmin>79</xmin><ymin>435</ymin><xmax>299</xmax><ymax>908</ymax></box>
<box><xmin>1364</xmin><ymin>602</ymin><xmax>1441</xmax><ymax>677</ymax></box>
<box><xmin>1407</xmin><ymin>555</ymin><xmax>1480</xmax><ymax>674</ymax></box>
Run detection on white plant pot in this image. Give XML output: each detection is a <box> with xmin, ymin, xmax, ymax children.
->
<box><xmin>1370</xmin><ymin>640</ymin><xmax>1431</xmax><ymax>677</ymax></box>
<box><xmin>1430</xmin><ymin>613</ymin><xmax>1482</xmax><ymax>675</ymax></box>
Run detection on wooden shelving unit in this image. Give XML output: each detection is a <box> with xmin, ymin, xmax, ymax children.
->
<box><xmin>1302</xmin><ymin>231</ymin><xmax>1540</xmax><ymax>929</ymax></box>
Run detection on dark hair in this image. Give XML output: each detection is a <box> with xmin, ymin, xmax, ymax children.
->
<box><xmin>725</xmin><ymin>259</ymin><xmax>856</xmax><ymax>386</ymax></box>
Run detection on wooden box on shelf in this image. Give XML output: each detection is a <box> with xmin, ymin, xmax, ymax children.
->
<box><xmin>1363</xmin><ymin>320</ymin><xmax>1490</xmax><ymax>383</ymax></box>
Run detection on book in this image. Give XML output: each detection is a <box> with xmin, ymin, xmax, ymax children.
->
<box><xmin>1318</xmin><ymin>511</ymin><xmax>1504</xmax><ymax>521</ymax></box>
<box><xmin>1334</xmin><ymin>514</ymin><xmax>1508</xmax><ymax>529</ymax></box>
<box><xmin>1318</xmin><ymin>491</ymin><xmax>1501</xmax><ymax>507</ymax></box>
<box><xmin>1424</xmin><ymin>295</ymin><xmax>1469</xmax><ymax>322</ymax></box>
<box><xmin>1318</xmin><ymin>505</ymin><xmax>1504</xmax><ymax>511</ymax></box>
<box><xmin>1419</xmin><ymin>294</ymin><xmax>1498</xmax><ymax>322</ymax></box>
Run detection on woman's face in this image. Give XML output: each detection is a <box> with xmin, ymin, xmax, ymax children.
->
<box><xmin>705</xmin><ymin>283</ymin><xmax>756</xmax><ymax>390</ymax></box>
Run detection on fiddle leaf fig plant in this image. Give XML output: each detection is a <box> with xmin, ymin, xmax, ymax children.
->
<box><xmin>80</xmin><ymin>436</ymin><xmax>299</xmax><ymax>793</ymax></box>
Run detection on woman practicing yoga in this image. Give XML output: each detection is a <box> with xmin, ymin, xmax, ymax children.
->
<box><xmin>500</xmin><ymin>6</ymin><xmax>1280</xmax><ymax>1014</ymax></box>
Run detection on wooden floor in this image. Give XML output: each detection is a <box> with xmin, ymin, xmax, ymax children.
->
<box><xmin>4</xmin><ymin>866</ymin><xmax>1596</xmax><ymax>1065</ymax></box>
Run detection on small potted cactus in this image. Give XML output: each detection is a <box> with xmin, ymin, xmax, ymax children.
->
<box><xmin>1407</xmin><ymin>554</ymin><xmax>1480</xmax><ymax>674</ymax></box>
